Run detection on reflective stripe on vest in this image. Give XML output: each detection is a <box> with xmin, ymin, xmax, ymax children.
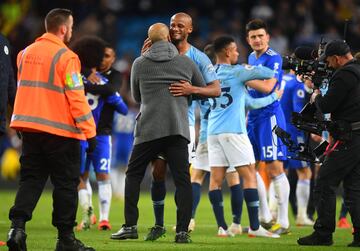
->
<box><xmin>12</xmin><ymin>114</ymin><xmax>82</xmax><ymax>134</ymax></box>
<box><xmin>74</xmin><ymin>112</ymin><xmax>93</xmax><ymax>123</ymax></box>
<box><xmin>19</xmin><ymin>80</ymin><xmax>84</xmax><ymax>93</ymax></box>
<box><xmin>48</xmin><ymin>48</ymin><xmax>67</xmax><ymax>84</ymax></box>
<box><xmin>15</xmin><ymin>48</ymin><xmax>87</xmax><ymax>135</ymax></box>
<box><xmin>19</xmin><ymin>80</ymin><xmax>65</xmax><ymax>93</ymax></box>
<box><xmin>18</xmin><ymin>47</ymin><xmax>28</xmax><ymax>76</ymax></box>
<box><xmin>17</xmin><ymin>48</ymin><xmax>85</xmax><ymax>92</ymax></box>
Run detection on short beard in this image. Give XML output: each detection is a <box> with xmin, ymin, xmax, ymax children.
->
<box><xmin>171</xmin><ymin>38</ymin><xmax>182</xmax><ymax>46</ymax></box>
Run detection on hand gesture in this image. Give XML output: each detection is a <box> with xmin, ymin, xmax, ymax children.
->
<box><xmin>141</xmin><ymin>38</ymin><xmax>152</xmax><ymax>55</ymax></box>
<box><xmin>274</xmin><ymin>88</ymin><xmax>283</xmax><ymax>99</ymax></box>
<box><xmin>169</xmin><ymin>80</ymin><xmax>194</xmax><ymax>96</ymax></box>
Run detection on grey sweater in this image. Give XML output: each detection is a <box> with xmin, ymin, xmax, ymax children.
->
<box><xmin>131</xmin><ymin>41</ymin><xmax>205</xmax><ymax>145</ymax></box>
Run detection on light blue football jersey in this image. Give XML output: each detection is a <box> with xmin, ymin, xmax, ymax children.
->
<box><xmin>248</xmin><ymin>48</ymin><xmax>283</xmax><ymax>121</ymax></box>
<box><xmin>185</xmin><ymin>45</ymin><xmax>218</xmax><ymax>126</ymax></box>
<box><xmin>208</xmin><ymin>64</ymin><xmax>277</xmax><ymax>135</ymax></box>
<box><xmin>196</xmin><ymin>99</ymin><xmax>211</xmax><ymax>144</ymax></box>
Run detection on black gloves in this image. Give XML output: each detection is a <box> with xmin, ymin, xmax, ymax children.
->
<box><xmin>87</xmin><ymin>137</ymin><xmax>97</xmax><ymax>153</ymax></box>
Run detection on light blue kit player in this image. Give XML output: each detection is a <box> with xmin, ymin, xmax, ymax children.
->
<box><xmin>190</xmin><ymin>99</ymin><xmax>241</xmax><ymax>235</ymax></box>
<box><xmin>185</xmin><ymin>45</ymin><xmax>219</xmax><ymax>163</ymax></box>
<box><xmin>207</xmin><ymin>35</ymin><xmax>281</xmax><ymax>238</ymax></box>
<box><xmin>246</xmin><ymin>19</ymin><xmax>290</xmax><ymax>234</ymax></box>
<box><xmin>280</xmin><ymin>72</ymin><xmax>314</xmax><ymax>226</ymax></box>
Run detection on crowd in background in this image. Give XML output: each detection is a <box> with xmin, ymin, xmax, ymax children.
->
<box><xmin>1</xmin><ymin>0</ymin><xmax>360</xmax><ymax>182</ymax></box>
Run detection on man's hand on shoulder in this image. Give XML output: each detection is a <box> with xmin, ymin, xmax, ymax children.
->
<box><xmin>169</xmin><ymin>80</ymin><xmax>194</xmax><ymax>96</ymax></box>
<box><xmin>274</xmin><ymin>88</ymin><xmax>283</xmax><ymax>99</ymax></box>
<box><xmin>141</xmin><ymin>38</ymin><xmax>152</xmax><ymax>55</ymax></box>
<box><xmin>87</xmin><ymin>71</ymin><xmax>100</xmax><ymax>84</ymax></box>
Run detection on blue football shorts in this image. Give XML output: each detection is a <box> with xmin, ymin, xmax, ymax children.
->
<box><xmin>80</xmin><ymin>135</ymin><xmax>112</xmax><ymax>174</ymax></box>
<box><xmin>247</xmin><ymin>108</ymin><xmax>287</xmax><ymax>161</ymax></box>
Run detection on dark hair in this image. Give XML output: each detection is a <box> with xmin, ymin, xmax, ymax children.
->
<box><xmin>246</xmin><ymin>19</ymin><xmax>268</xmax><ymax>35</ymax></box>
<box><xmin>103</xmin><ymin>41</ymin><xmax>113</xmax><ymax>49</ymax></box>
<box><xmin>70</xmin><ymin>36</ymin><xmax>106</xmax><ymax>69</ymax></box>
<box><xmin>203</xmin><ymin>44</ymin><xmax>216</xmax><ymax>64</ymax></box>
<box><xmin>45</xmin><ymin>8</ymin><xmax>72</xmax><ymax>33</ymax></box>
<box><xmin>213</xmin><ymin>36</ymin><xmax>235</xmax><ymax>53</ymax></box>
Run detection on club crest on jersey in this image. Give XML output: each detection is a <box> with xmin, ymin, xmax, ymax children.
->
<box><xmin>206</xmin><ymin>64</ymin><xmax>215</xmax><ymax>73</ymax></box>
<box><xmin>297</xmin><ymin>89</ymin><xmax>305</xmax><ymax>98</ymax></box>
<box><xmin>4</xmin><ymin>45</ymin><xmax>9</xmax><ymax>55</ymax></box>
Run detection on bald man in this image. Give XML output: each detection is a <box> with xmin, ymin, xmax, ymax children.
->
<box><xmin>148</xmin><ymin>23</ymin><xmax>170</xmax><ymax>41</ymax></box>
<box><xmin>111</xmin><ymin>23</ymin><xmax>207</xmax><ymax>243</ymax></box>
<box><xmin>145</xmin><ymin>12</ymin><xmax>223</xmax><ymax>241</ymax></box>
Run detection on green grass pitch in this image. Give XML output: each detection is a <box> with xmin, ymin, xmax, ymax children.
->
<box><xmin>0</xmin><ymin>190</ymin><xmax>354</xmax><ymax>250</ymax></box>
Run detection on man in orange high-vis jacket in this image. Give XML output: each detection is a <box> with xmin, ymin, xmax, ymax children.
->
<box><xmin>7</xmin><ymin>9</ymin><xmax>96</xmax><ymax>251</ymax></box>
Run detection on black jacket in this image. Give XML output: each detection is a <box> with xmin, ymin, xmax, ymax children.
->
<box><xmin>315</xmin><ymin>59</ymin><xmax>360</xmax><ymax>123</ymax></box>
<box><xmin>0</xmin><ymin>34</ymin><xmax>16</xmax><ymax>135</ymax></box>
<box><xmin>84</xmin><ymin>67</ymin><xmax>122</xmax><ymax>135</ymax></box>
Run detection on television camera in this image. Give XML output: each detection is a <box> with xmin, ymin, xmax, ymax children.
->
<box><xmin>273</xmin><ymin>101</ymin><xmax>356</xmax><ymax>163</ymax></box>
<box><xmin>273</xmin><ymin>102</ymin><xmax>329</xmax><ymax>163</ymax></box>
<box><xmin>282</xmin><ymin>39</ymin><xmax>334</xmax><ymax>89</ymax></box>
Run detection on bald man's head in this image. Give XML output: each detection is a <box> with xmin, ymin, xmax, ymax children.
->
<box><xmin>148</xmin><ymin>23</ymin><xmax>170</xmax><ymax>43</ymax></box>
<box><xmin>170</xmin><ymin>12</ymin><xmax>193</xmax><ymax>27</ymax></box>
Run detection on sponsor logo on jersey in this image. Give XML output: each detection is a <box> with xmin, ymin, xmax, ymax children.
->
<box><xmin>4</xmin><ymin>45</ymin><xmax>9</xmax><ymax>55</ymax></box>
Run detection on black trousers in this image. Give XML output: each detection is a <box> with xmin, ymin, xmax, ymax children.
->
<box><xmin>124</xmin><ymin>135</ymin><xmax>192</xmax><ymax>232</ymax></box>
<box><xmin>314</xmin><ymin>134</ymin><xmax>360</xmax><ymax>236</ymax></box>
<box><xmin>9</xmin><ymin>132</ymin><xmax>81</xmax><ymax>231</ymax></box>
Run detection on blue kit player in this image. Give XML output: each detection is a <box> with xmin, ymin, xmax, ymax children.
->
<box><xmin>246</xmin><ymin>19</ymin><xmax>290</xmax><ymax>235</ymax></box>
<box><xmin>71</xmin><ymin>38</ymin><xmax>128</xmax><ymax>231</ymax></box>
<box><xmin>111</xmin><ymin>110</ymin><xmax>136</xmax><ymax>199</ymax></box>
<box><xmin>279</xmin><ymin>71</ymin><xmax>314</xmax><ymax>226</ymax></box>
<box><xmin>78</xmin><ymin>71</ymin><xmax>128</xmax><ymax>231</ymax></box>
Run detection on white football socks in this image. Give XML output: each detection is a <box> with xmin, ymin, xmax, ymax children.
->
<box><xmin>256</xmin><ymin>172</ymin><xmax>272</xmax><ymax>223</ymax></box>
<box><xmin>273</xmin><ymin>173</ymin><xmax>290</xmax><ymax>228</ymax></box>
<box><xmin>86</xmin><ymin>179</ymin><xmax>93</xmax><ymax>208</ymax></box>
<box><xmin>296</xmin><ymin>179</ymin><xmax>310</xmax><ymax>219</ymax></box>
<box><xmin>98</xmin><ymin>180</ymin><xmax>112</xmax><ymax>221</ymax></box>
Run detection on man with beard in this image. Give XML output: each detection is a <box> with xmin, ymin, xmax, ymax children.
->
<box><xmin>7</xmin><ymin>8</ymin><xmax>96</xmax><ymax>251</ymax></box>
<box><xmin>246</xmin><ymin>19</ymin><xmax>290</xmax><ymax>235</ymax></box>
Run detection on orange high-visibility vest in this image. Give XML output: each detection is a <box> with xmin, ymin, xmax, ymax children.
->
<box><xmin>10</xmin><ymin>33</ymin><xmax>96</xmax><ymax>140</ymax></box>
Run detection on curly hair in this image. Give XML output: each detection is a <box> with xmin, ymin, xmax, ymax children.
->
<box><xmin>70</xmin><ymin>36</ymin><xmax>106</xmax><ymax>69</ymax></box>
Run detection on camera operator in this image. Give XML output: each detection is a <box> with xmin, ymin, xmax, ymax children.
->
<box><xmin>298</xmin><ymin>40</ymin><xmax>360</xmax><ymax>247</ymax></box>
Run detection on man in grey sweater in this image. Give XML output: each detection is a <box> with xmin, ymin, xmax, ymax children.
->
<box><xmin>111</xmin><ymin>23</ymin><xmax>210</xmax><ymax>243</ymax></box>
